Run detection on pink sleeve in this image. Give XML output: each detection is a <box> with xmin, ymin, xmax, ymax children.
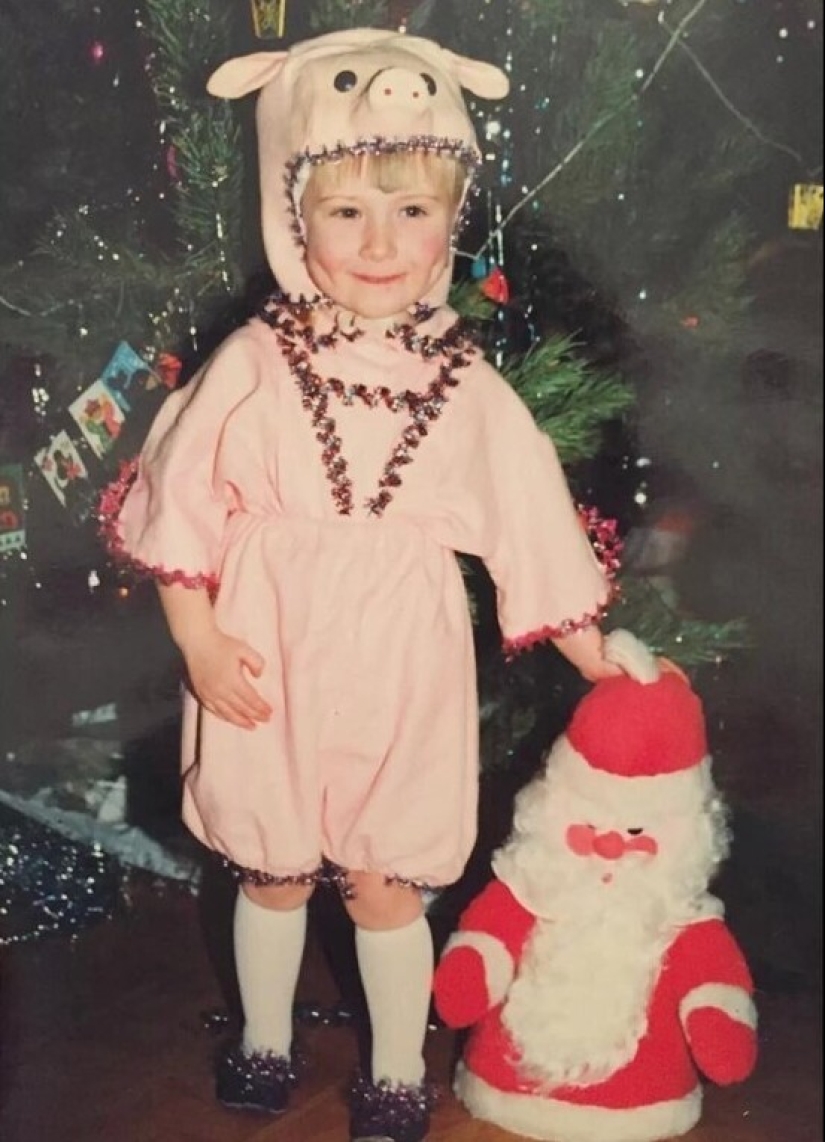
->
<box><xmin>100</xmin><ymin>330</ymin><xmax>262</xmax><ymax>589</ymax></box>
<box><xmin>478</xmin><ymin>377</ymin><xmax>616</xmax><ymax>654</ymax></box>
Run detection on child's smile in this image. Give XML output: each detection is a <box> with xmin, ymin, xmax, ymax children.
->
<box><xmin>302</xmin><ymin>174</ymin><xmax>455</xmax><ymax>322</ymax></box>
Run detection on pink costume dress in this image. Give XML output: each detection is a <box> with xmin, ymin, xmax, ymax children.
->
<box><xmin>102</xmin><ymin>30</ymin><xmax>614</xmax><ymax>888</ymax></box>
<box><xmin>104</xmin><ymin>301</ymin><xmax>611</xmax><ymax>887</ymax></box>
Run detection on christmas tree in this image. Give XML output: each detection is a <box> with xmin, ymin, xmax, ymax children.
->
<box><xmin>2</xmin><ymin>0</ymin><xmax>819</xmax><ymax>768</ymax></box>
<box><xmin>387</xmin><ymin>0</ymin><xmax>820</xmax><ymax>765</ymax></box>
<box><xmin>0</xmin><ymin>0</ymin><xmax>154</xmax><ymax>263</ymax></box>
<box><xmin>0</xmin><ymin>0</ymin><xmax>252</xmax><ymax>757</ymax></box>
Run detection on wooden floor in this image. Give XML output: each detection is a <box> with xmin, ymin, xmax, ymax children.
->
<box><xmin>0</xmin><ymin>881</ymin><xmax>821</xmax><ymax>1142</ymax></box>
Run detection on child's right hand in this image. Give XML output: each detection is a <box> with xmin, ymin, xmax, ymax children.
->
<box><xmin>181</xmin><ymin>629</ymin><xmax>273</xmax><ymax>730</ymax></box>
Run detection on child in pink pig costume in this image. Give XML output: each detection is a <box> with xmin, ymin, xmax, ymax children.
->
<box><xmin>101</xmin><ymin>28</ymin><xmax>622</xmax><ymax>1142</ymax></box>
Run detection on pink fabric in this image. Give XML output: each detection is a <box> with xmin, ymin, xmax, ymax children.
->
<box><xmin>109</xmin><ymin>306</ymin><xmax>611</xmax><ymax>884</ymax></box>
<box><xmin>98</xmin><ymin>458</ymin><xmax>219</xmax><ymax>593</ymax></box>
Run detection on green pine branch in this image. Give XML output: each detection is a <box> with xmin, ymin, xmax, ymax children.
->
<box><xmin>309</xmin><ymin>0</ymin><xmax>387</xmax><ymax>33</ymax></box>
<box><xmin>448</xmin><ymin>281</ymin><xmax>497</xmax><ymax>321</ymax></box>
<box><xmin>143</xmin><ymin>0</ymin><xmax>244</xmax><ymax>284</ymax></box>
<box><xmin>656</xmin><ymin>213</ymin><xmax>755</xmax><ymax>341</ymax></box>
<box><xmin>450</xmin><ymin>282</ymin><xmax>635</xmax><ymax>462</ymax></box>
<box><xmin>502</xmin><ymin>338</ymin><xmax>635</xmax><ymax>464</ymax></box>
<box><xmin>0</xmin><ymin>0</ymin><xmax>245</xmax><ymax>390</ymax></box>
<box><xmin>608</xmin><ymin>577</ymin><xmax>750</xmax><ymax>668</ymax></box>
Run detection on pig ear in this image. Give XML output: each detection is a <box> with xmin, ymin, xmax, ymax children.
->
<box><xmin>441</xmin><ymin>49</ymin><xmax>509</xmax><ymax>101</ymax></box>
<box><xmin>207</xmin><ymin>52</ymin><xmax>289</xmax><ymax>99</ymax></box>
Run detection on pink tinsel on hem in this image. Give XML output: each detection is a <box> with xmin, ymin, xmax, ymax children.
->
<box><xmin>97</xmin><ymin>457</ymin><xmax>220</xmax><ymax>593</ymax></box>
<box><xmin>502</xmin><ymin>504</ymin><xmax>623</xmax><ymax>661</ymax></box>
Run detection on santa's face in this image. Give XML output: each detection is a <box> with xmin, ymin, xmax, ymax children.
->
<box><xmin>545</xmin><ymin>785</ymin><xmax>706</xmax><ymax>897</ymax></box>
<box><xmin>565</xmin><ymin>821</ymin><xmax>659</xmax><ymax>883</ymax></box>
<box><xmin>497</xmin><ymin>742</ymin><xmax>727</xmax><ymax>919</ymax></box>
<box><xmin>544</xmin><ymin>791</ymin><xmax>668</xmax><ymax>899</ymax></box>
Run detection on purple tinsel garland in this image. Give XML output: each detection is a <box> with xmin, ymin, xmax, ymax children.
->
<box><xmin>0</xmin><ymin>801</ymin><xmax>118</xmax><ymax>947</ymax></box>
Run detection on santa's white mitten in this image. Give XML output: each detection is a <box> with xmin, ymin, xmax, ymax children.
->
<box><xmin>685</xmin><ymin>1004</ymin><xmax>758</xmax><ymax>1085</ymax></box>
<box><xmin>433</xmin><ymin>945</ymin><xmax>491</xmax><ymax>1028</ymax></box>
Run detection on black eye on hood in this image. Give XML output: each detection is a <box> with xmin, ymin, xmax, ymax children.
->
<box><xmin>334</xmin><ymin>70</ymin><xmax>359</xmax><ymax>93</ymax></box>
<box><xmin>421</xmin><ymin>73</ymin><xmax>438</xmax><ymax>96</ymax></box>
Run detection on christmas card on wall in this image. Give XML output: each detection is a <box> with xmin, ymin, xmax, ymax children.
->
<box><xmin>0</xmin><ymin>464</ymin><xmax>26</xmax><ymax>555</ymax></box>
<box><xmin>35</xmin><ymin>432</ymin><xmax>94</xmax><ymax>522</ymax></box>
<box><xmin>100</xmin><ymin>342</ymin><xmax>160</xmax><ymax>412</ymax></box>
<box><xmin>69</xmin><ymin>380</ymin><xmax>126</xmax><ymax>461</ymax></box>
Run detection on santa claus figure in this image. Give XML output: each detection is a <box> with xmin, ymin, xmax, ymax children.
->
<box><xmin>433</xmin><ymin>631</ymin><xmax>757</xmax><ymax>1142</ymax></box>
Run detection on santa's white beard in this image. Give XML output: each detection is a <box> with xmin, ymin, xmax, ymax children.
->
<box><xmin>500</xmin><ymin>842</ymin><xmax>690</xmax><ymax>1089</ymax></box>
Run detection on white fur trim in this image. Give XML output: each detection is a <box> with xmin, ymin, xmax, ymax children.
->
<box><xmin>501</xmin><ymin>911</ymin><xmax>667</xmax><ymax>1086</ymax></box>
<box><xmin>680</xmin><ymin>984</ymin><xmax>758</xmax><ymax>1030</ymax></box>
<box><xmin>604</xmin><ymin>630</ymin><xmax>660</xmax><ymax>684</ymax></box>
<box><xmin>554</xmin><ymin>739</ymin><xmax>713</xmax><ymax>815</ymax></box>
<box><xmin>442</xmin><ymin>932</ymin><xmax>514</xmax><ymax>1006</ymax></box>
<box><xmin>455</xmin><ymin>1065</ymin><xmax>702</xmax><ymax>1142</ymax></box>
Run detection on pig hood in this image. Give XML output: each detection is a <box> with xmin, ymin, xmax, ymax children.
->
<box><xmin>207</xmin><ymin>28</ymin><xmax>509</xmax><ymax>307</ymax></box>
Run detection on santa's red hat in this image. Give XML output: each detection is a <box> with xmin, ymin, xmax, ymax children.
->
<box><xmin>555</xmin><ymin>631</ymin><xmax>711</xmax><ymax>811</ymax></box>
<box><xmin>567</xmin><ymin>636</ymin><xmax>707</xmax><ymax>780</ymax></box>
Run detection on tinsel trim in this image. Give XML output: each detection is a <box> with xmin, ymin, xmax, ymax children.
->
<box><xmin>0</xmin><ymin>800</ymin><xmax>118</xmax><ymax>948</ymax></box>
<box><xmin>218</xmin><ymin>1043</ymin><xmax>299</xmax><ymax>1089</ymax></box>
<box><xmin>257</xmin><ymin>292</ymin><xmax>477</xmax><ymax>360</ymax></box>
<box><xmin>578</xmin><ymin>503</ymin><xmax>623</xmax><ymax>582</ymax></box>
<box><xmin>221</xmin><ymin>855</ymin><xmax>324</xmax><ymax>888</ymax></box>
<box><xmin>261</xmin><ymin>299</ymin><xmax>476</xmax><ymax>519</ymax></box>
<box><xmin>322</xmin><ymin>861</ymin><xmax>356</xmax><ymax>900</ymax></box>
<box><xmin>221</xmin><ymin>856</ymin><xmax>437</xmax><ymax>896</ymax></box>
<box><xmin>324</xmin><ymin>864</ymin><xmax>439</xmax><ymax>898</ymax></box>
<box><xmin>384</xmin><ymin>873</ymin><xmax>440</xmax><ymax>893</ymax></box>
<box><xmin>258</xmin><ymin>292</ymin><xmax>367</xmax><ymax>347</ymax></box>
<box><xmin>502</xmin><ymin>505</ymin><xmax>623</xmax><ymax>661</ymax></box>
<box><xmin>215</xmin><ymin>1041</ymin><xmax>302</xmax><ymax>1114</ymax></box>
<box><xmin>97</xmin><ymin>458</ymin><xmax>220</xmax><ymax>593</ymax></box>
<box><xmin>350</xmin><ymin>1072</ymin><xmax>437</xmax><ymax>1137</ymax></box>
<box><xmin>502</xmin><ymin>609</ymin><xmax>609</xmax><ymax>659</ymax></box>
<box><xmin>284</xmin><ymin>136</ymin><xmax>479</xmax><ymax>250</ymax></box>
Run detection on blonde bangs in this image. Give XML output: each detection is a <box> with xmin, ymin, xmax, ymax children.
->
<box><xmin>304</xmin><ymin>151</ymin><xmax>466</xmax><ymax>208</ymax></box>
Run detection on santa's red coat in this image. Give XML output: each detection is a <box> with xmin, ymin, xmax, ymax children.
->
<box><xmin>434</xmin><ymin>878</ymin><xmax>757</xmax><ymax>1142</ymax></box>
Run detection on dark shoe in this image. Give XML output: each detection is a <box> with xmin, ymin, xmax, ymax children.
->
<box><xmin>215</xmin><ymin>1042</ymin><xmax>297</xmax><ymax>1114</ymax></box>
<box><xmin>349</xmin><ymin>1074</ymin><xmax>435</xmax><ymax>1142</ymax></box>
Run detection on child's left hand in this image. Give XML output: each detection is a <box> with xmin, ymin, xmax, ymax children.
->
<box><xmin>552</xmin><ymin>627</ymin><xmax>624</xmax><ymax>682</ymax></box>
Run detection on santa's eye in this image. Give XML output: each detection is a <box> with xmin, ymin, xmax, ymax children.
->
<box><xmin>627</xmin><ymin>828</ymin><xmax>645</xmax><ymax>836</ymax></box>
<box><xmin>334</xmin><ymin>70</ymin><xmax>359</xmax><ymax>93</ymax></box>
<box><xmin>421</xmin><ymin>73</ymin><xmax>438</xmax><ymax>96</ymax></box>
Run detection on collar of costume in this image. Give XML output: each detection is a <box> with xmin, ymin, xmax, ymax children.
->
<box><xmin>257</xmin><ymin>294</ymin><xmax>478</xmax><ymax>519</ymax></box>
<box><xmin>257</xmin><ymin>291</ymin><xmax>477</xmax><ymax>358</ymax></box>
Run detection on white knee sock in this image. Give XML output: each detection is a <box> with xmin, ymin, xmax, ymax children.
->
<box><xmin>355</xmin><ymin>916</ymin><xmax>434</xmax><ymax>1087</ymax></box>
<box><xmin>234</xmin><ymin>891</ymin><xmax>307</xmax><ymax>1058</ymax></box>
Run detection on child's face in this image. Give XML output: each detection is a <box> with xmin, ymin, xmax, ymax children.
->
<box><xmin>302</xmin><ymin>171</ymin><xmax>456</xmax><ymax>321</ymax></box>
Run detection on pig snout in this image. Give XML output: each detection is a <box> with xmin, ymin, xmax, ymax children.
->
<box><xmin>366</xmin><ymin>67</ymin><xmax>437</xmax><ymax>113</ymax></box>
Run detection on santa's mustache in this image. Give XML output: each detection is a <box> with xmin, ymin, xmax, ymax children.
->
<box><xmin>566</xmin><ymin>823</ymin><xmax>659</xmax><ymax>860</ymax></box>
<box><xmin>511</xmin><ymin>836</ymin><xmax>704</xmax><ymax>920</ymax></box>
